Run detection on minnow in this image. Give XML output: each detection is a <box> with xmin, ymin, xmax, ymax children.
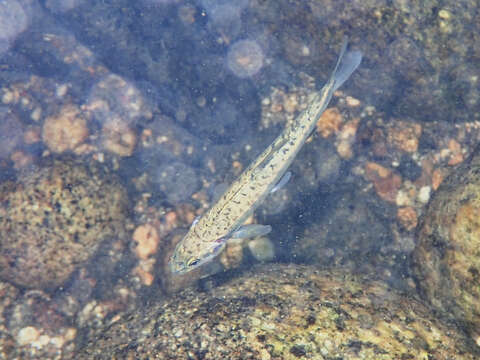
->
<box><xmin>169</xmin><ymin>39</ymin><xmax>362</xmax><ymax>276</ymax></box>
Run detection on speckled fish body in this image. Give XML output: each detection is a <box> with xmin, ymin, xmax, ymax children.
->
<box><xmin>170</xmin><ymin>40</ymin><xmax>362</xmax><ymax>276</ymax></box>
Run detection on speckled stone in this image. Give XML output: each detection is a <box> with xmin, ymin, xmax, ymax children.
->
<box><xmin>413</xmin><ymin>144</ymin><xmax>480</xmax><ymax>340</ymax></box>
<box><xmin>0</xmin><ymin>159</ymin><xmax>129</xmax><ymax>290</ymax></box>
<box><xmin>76</xmin><ymin>264</ymin><xmax>478</xmax><ymax>359</ymax></box>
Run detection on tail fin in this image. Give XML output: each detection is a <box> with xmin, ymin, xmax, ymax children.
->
<box><xmin>331</xmin><ymin>39</ymin><xmax>362</xmax><ymax>92</ymax></box>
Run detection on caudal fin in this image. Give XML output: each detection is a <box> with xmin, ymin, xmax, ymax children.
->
<box><xmin>331</xmin><ymin>39</ymin><xmax>362</xmax><ymax>92</ymax></box>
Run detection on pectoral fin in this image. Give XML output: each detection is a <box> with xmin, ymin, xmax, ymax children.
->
<box><xmin>231</xmin><ymin>224</ymin><xmax>272</xmax><ymax>239</ymax></box>
<box><xmin>270</xmin><ymin>171</ymin><xmax>291</xmax><ymax>193</ymax></box>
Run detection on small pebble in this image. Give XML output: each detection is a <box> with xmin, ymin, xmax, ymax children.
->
<box><xmin>397</xmin><ymin>207</ymin><xmax>418</xmax><ymax>231</ymax></box>
<box><xmin>102</xmin><ymin>119</ymin><xmax>137</xmax><ymax>157</ymax></box>
<box><xmin>418</xmin><ymin>186</ymin><xmax>431</xmax><ymax>204</ymax></box>
<box><xmin>345</xmin><ymin>96</ymin><xmax>361</xmax><ymax>107</ymax></box>
<box><xmin>248</xmin><ymin>236</ymin><xmax>275</xmax><ymax>262</ymax></box>
<box><xmin>316</xmin><ymin>107</ymin><xmax>342</xmax><ymax>138</ymax></box>
<box><xmin>17</xmin><ymin>326</ymin><xmax>39</xmax><ymax>346</ymax></box>
<box><xmin>42</xmin><ymin>104</ymin><xmax>88</xmax><ymax>153</ymax></box>
<box><xmin>133</xmin><ymin>224</ymin><xmax>159</xmax><ymax>260</ymax></box>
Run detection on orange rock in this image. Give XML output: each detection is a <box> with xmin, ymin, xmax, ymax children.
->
<box><xmin>339</xmin><ymin>118</ymin><xmax>360</xmax><ymax>139</ymax></box>
<box><xmin>42</xmin><ymin>104</ymin><xmax>89</xmax><ymax>153</ymax></box>
<box><xmin>345</xmin><ymin>96</ymin><xmax>361</xmax><ymax>107</ymax></box>
<box><xmin>316</xmin><ymin>107</ymin><xmax>343</xmax><ymax>138</ymax></box>
<box><xmin>269</xmin><ymin>88</ymin><xmax>286</xmax><ymax>113</ymax></box>
<box><xmin>387</xmin><ymin>121</ymin><xmax>422</xmax><ymax>153</ymax></box>
<box><xmin>432</xmin><ymin>168</ymin><xmax>444</xmax><ymax>191</ymax></box>
<box><xmin>448</xmin><ymin>153</ymin><xmax>463</xmax><ymax>166</ymax></box>
<box><xmin>336</xmin><ymin>141</ymin><xmax>353</xmax><ymax>159</ymax></box>
<box><xmin>283</xmin><ymin>93</ymin><xmax>298</xmax><ymax>114</ymax></box>
<box><xmin>23</xmin><ymin>126</ymin><xmax>41</xmax><ymax>144</ymax></box>
<box><xmin>336</xmin><ymin>118</ymin><xmax>360</xmax><ymax>159</ymax></box>
<box><xmin>132</xmin><ymin>224</ymin><xmax>159</xmax><ymax>260</ymax></box>
<box><xmin>164</xmin><ymin>211</ymin><xmax>178</xmax><ymax>227</ymax></box>
<box><xmin>365</xmin><ymin>162</ymin><xmax>391</xmax><ymax>178</ymax></box>
<box><xmin>73</xmin><ymin>143</ymin><xmax>96</xmax><ymax>155</ymax></box>
<box><xmin>365</xmin><ymin>162</ymin><xmax>402</xmax><ymax>202</ymax></box>
<box><xmin>140</xmin><ymin>128</ymin><xmax>153</xmax><ymax>144</ymax></box>
<box><xmin>232</xmin><ymin>160</ymin><xmax>243</xmax><ymax>176</ymax></box>
<box><xmin>102</xmin><ymin>119</ymin><xmax>137</xmax><ymax>157</ymax></box>
<box><xmin>445</xmin><ymin>139</ymin><xmax>464</xmax><ymax>165</ymax></box>
<box><xmin>448</xmin><ymin>138</ymin><xmax>461</xmax><ymax>153</ymax></box>
<box><xmin>134</xmin><ymin>265</ymin><xmax>154</xmax><ymax>286</ymax></box>
<box><xmin>10</xmin><ymin>150</ymin><xmax>33</xmax><ymax>169</ymax></box>
<box><xmin>397</xmin><ymin>207</ymin><xmax>418</xmax><ymax>231</ymax></box>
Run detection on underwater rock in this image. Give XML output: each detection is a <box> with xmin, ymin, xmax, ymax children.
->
<box><xmin>247</xmin><ymin>236</ymin><xmax>275</xmax><ymax>262</ymax></box>
<box><xmin>76</xmin><ymin>264</ymin><xmax>477</xmax><ymax>359</ymax></box>
<box><xmin>101</xmin><ymin>119</ymin><xmax>137</xmax><ymax>157</ymax></box>
<box><xmin>153</xmin><ymin>161</ymin><xmax>200</xmax><ymax>204</ymax></box>
<box><xmin>292</xmin><ymin>189</ymin><xmax>392</xmax><ymax>270</ymax></box>
<box><xmin>0</xmin><ymin>159</ymin><xmax>129</xmax><ymax>290</ymax></box>
<box><xmin>0</xmin><ymin>106</ymin><xmax>23</xmax><ymax>159</ymax></box>
<box><xmin>42</xmin><ymin>104</ymin><xmax>88</xmax><ymax>154</ymax></box>
<box><xmin>413</xmin><ymin>144</ymin><xmax>480</xmax><ymax>342</ymax></box>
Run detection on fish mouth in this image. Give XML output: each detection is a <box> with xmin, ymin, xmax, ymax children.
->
<box><xmin>169</xmin><ymin>253</ymin><xmax>225</xmax><ymax>280</ymax></box>
<box><xmin>168</xmin><ymin>256</ymin><xmax>188</xmax><ymax>275</ymax></box>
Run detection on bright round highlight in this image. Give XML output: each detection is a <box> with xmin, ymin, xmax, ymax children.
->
<box><xmin>227</xmin><ymin>39</ymin><xmax>264</xmax><ymax>78</ymax></box>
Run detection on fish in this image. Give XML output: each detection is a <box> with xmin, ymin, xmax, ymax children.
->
<box><xmin>169</xmin><ymin>39</ymin><xmax>362</xmax><ymax>277</ymax></box>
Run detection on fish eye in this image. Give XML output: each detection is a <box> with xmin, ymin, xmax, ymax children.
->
<box><xmin>187</xmin><ymin>258</ymin><xmax>200</xmax><ymax>267</ymax></box>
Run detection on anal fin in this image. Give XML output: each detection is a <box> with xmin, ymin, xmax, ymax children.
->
<box><xmin>231</xmin><ymin>224</ymin><xmax>272</xmax><ymax>239</ymax></box>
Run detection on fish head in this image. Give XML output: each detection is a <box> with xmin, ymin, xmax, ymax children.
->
<box><xmin>169</xmin><ymin>230</ymin><xmax>227</xmax><ymax>276</ymax></box>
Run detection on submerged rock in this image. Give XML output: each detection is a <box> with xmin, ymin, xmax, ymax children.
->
<box><xmin>77</xmin><ymin>264</ymin><xmax>477</xmax><ymax>359</ymax></box>
<box><xmin>0</xmin><ymin>159</ymin><xmax>129</xmax><ymax>290</ymax></box>
<box><xmin>292</xmin><ymin>189</ymin><xmax>392</xmax><ymax>269</ymax></box>
<box><xmin>413</xmin><ymin>144</ymin><xmax>480</xmax><ymax>341</ymax></box>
